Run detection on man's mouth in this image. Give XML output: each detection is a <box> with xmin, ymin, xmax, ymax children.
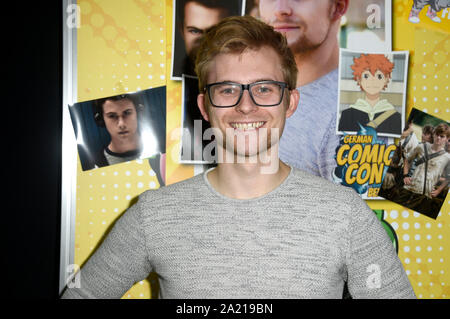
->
<box><xmin>118</xmin><ymin>131</ymin><xmax>129</xmax><ymax>135</ymax></box>
<box><xmin>273</xmin><ymin>24</ymin><xmax>299</xmax><ymax>32</ymax></box>
<box><xmin>230</xmin><ymin>121</ymin><xmax>266</xmax><ymax>131</ymax></box>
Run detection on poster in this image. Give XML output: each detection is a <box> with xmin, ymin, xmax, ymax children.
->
<box><xmin>62</xmin><ymin>0</ymin><xmax>450</xmax><ymax>299</ymax></box>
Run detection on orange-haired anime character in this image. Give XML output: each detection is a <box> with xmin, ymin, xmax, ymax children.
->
<box><xmin>338</xmin><ymin>54</ymin><xmax>402</xmax><ymax>136</ymax></box>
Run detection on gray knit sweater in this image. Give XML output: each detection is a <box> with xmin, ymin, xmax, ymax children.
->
<box><xmin>62</xmin><ymin>167</ymin><xmax>415</xmax><ymax>299</ymax></box>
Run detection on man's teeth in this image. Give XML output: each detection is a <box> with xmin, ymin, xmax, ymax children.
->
<box><xmin>231</xmin><ymin>122</ymin><xmax>265</xmax><ymax>130</ymax></box>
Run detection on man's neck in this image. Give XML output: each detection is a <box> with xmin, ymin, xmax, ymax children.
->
<box><xmin>430</xmin><ymin>143</ymin><xmax>444</xmax><ymax>153</ymax></box>
<box><xmin>294</xmin><ymin>28</ymin><xmax>340</xmax><ymax>87</ymax></box>
<box><xmin>207</xmin><ymin>160</ymin><xmax>291</xmax><ymax>200</ymax></box>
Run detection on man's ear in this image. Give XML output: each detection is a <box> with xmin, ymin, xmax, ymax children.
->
<box><xmin>197</xmin><ymin>93</ymin><xmax>210</xmax><ymax>122</ymax></box>
<box><xmin>285</xmin><ymin>89</ymin><xmax>299</xmax><ymax>119</ymax></box>
<box><xmin>330</xmin><ymin>0</ymin><xmax>349</xmax><ymax>21</ymax></box>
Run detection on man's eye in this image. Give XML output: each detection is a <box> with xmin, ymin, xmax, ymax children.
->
<box><xmin>107</xmin><ymin>114</ymin><xmax>118</xmax><ymax>120</ymax></box>
<box><xmin>188</xmin><ymin>28</ymin><xmax>202</xmax><ymax>35</ymax></box>
<box><xmin>363</xmin><ymin>74</ymin><xmax>369</xmax><ymax>79</ymax></box>
<box><xmin>255</xmin><ymin>86</ymin><xmax>273</xmax><ymax>94</ymax></box>
<box><xmin>219</xmin><ymin>87</ymin><xmax>238</xmax><ymax>95</ymax></box>
<box><xmin>377</xmin><ymin>74</ymin><xmax>384</xmax><ymax>80</ymax></box>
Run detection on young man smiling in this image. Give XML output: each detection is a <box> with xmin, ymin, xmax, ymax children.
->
<box><xmin>62</xmin><ymin>16</ymin><xmax>415</xmax><ymax>299</ymax></box>
<box><xmin>259</xmin><ymin>0</ymin><xmax>349</xmax><ymax>180</ymax></box>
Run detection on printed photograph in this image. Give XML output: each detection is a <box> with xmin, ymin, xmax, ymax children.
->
<box><xmin>379</xmin><ymin>108</ymin><xmax>449</xmax><ymax>219</ymax></box>
<box><xmin>244</xmin><ymin>0</ymin><xmax>392</xmax><ymax>51</ymax></box>
<box><xmin>69</xmin><ymin>86</ymin><xmax>167</xmax><ymax>178</ymax></box>
<box><xmin>336</xmin><ymin>49</ymin><xmax>409</xmax><ymax>138</ymax></box>
<box><xmin>179</xmin><ymin>74</ymin><xmax>213</xmax><ymax>163</ymax></box>
<box><xmin>171</xmin><ymin>0</ymin><xmax>244</xmax><ymax>80</ymax></box>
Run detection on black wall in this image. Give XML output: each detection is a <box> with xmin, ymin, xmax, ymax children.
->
<box><xmin>7</xmin><ymin>1</ymin><xmax>62</xmax><ymax>299</ymax></box>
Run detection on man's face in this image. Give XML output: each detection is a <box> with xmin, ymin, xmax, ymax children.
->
<box><xmin>102</xmin><ymin>99</ymin><xmax>139</xmax><ymax>143</ymax></box>
<box><xmin>259</xmin><ymin>0</ymin><xmax>334</xmax><ymax>53</ymax></box>
<box><xmin>422</xmin><ymin>132</ymin><xmax>432</xmax><ymax>143</ymax></box>
<box><xmin>433</xmin><ymin>132</ymin><xmax>448</xmax><ymax>149</ymax></box>
<box><xmin>358</xmin><ymin>69</ymin><xmax>389</xmax><ymax>95</ymax></box>
<box><xmin>197</xmin><ymin>46</ymin><xmax>298</xmax><ymax>158</ymax></box>
<box><xmin>182</xmin><ymin>1</ymin><xmax>225</xmax><ymax>55</ymax></box>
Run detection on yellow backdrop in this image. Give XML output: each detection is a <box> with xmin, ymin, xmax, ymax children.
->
<box><xmin>73</xmin><ymin>0</ymin><xmax>449</xmax><ymax>299</ymax></box>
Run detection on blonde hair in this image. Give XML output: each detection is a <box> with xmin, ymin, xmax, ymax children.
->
<box><xmin>194</xmin><ymin>15</ymin><xmax>298</xmax><ymax>93</ymax></box>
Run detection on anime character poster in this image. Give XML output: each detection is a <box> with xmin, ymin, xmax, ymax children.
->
<box><xmin>336</xmin><ymin>49</ymin><xmax>409</xmax><ymax>138</ymax></box>
<box><xmin>333</xmin><ymin>49</ymin><xmax>409</xmax><ymax>199</ymax></box>
<box><xmin>405</xmin><ymin>0</ymin><xmax>450</xmax><ymax>33</ymax></box>
<box><xmin>69</xmin><ymin>87</ymin><xmax>166</xmax><ymax>179</ymax></box>
<box><xmin>171</xmin><ymin>0</ymin><xmax>244</xmax><ymax>80</ymax></box>
<box><xmin>244</xmin><ymin>0</ymin><xmax>392</xmax><ymax>51</ymax></box>
<box><xmin>379</xmin><ymin>108</ymin><xmax>449</xmax><ymax>219</ymax></box>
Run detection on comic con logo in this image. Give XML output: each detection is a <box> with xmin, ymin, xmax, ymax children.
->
<box><xmin>334</xmin><ymin>128</ymin><xmax>396</xmax><ymax>197</ymax></box>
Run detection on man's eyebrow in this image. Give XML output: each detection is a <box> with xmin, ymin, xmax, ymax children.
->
<box><xmin>218</xmin><ymin>78</ymin><xmax>278</xmax><ymax>84</ymax></box>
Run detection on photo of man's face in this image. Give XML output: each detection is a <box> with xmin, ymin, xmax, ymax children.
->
<box><xmin>259</xmin><ymin>0</ymin><xmax>334</xmax><ymax>53</ymax></box>
<box><xmin>182</xmin><ymin>1</ymin><xmax>227</xmax><ymax>56</ymax></box>
<box><xmin>102</xmin><ymin>98</ymin><xmax>139</xmax><ymax>144</ymax></box>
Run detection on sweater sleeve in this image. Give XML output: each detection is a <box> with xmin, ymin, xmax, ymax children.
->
<box><xmin>61</xmin><ymin>198</ymin><xmax>153</xmax><ymax>299</ymax></box>
<box><xmin>345</xmin><ymin>193</ymin><xmax>416</xmax><ymax>299</ymax></box>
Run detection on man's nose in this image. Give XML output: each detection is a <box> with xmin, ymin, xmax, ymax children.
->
<box><xmin>235</xmin><ymin>90</ymin><xmax>258</xmax><ymax>114</ymax></box>
<box><xmin>274</xmin><ymin>0</ymin><xmax>293</xmax><ymax>19</ymax></box>
<box><xmin>118</xmin><ymin>116</ymin><xmax>126</xmax><ymax>128</ymax></box>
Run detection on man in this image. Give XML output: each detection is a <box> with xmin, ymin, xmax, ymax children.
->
<box><xmin>173</xmin><ymin>0</ymin><xmax>241</xmax><ymax>77</ymax></box>
<box><xmin>62</xmin><ymin>16</ymin><xmax>414</xmax><ymax>299</ymax></box>
<box><xmin>258</xmin><ymin>0</ymin><xmax>349</xmax><ymax>180</ymax></box>
<box><xmin>337</xmin><ymin>54</ymin><xmax>401</xmax><ymax>136</ymax></box>
<box><xmin>93</xmin><ymin>95</ymin><xmax>143</xmax><ymax>167</ymax></box>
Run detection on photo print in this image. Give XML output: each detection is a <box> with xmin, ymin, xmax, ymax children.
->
<box><xmin>69</xmin><ymin>86</ymin><xmax>167</xmax><ymax>181</ymax></box>
<box><xmin>179</xmin><ymin>74</ymin><xmax>213</xmax><ymax>164</ymax></box>
<box><xmin>379</xmin><ymin>108</ymin><xmax>449</xmax><ymax>219</ymax></box>
<box><xmin>244</xmin><ymin>0</ymin><xmax>392</xmax><ymax>51</ymax></box>
<box><xmin>336</xmin><ymin>49</ymin><xmax>409</xmax><ymax>138</ymax></box>
<box><xmin>171</xmin><ymin>0</ymin><xmax>245</xmax><ymax>80</ymax></box>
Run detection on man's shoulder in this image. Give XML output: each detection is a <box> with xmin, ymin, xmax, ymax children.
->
<box><xmin>138</xmin><ymin>173</ymin><xmax>205</xmax><ymax>206</ymax></box>
<box><xmin>289</xmin><ymin>167</ymin><xmax>358</xmax><ymax>200</ymax></box>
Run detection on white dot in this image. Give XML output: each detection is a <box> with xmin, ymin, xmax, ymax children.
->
<box><xmin>416</xmin><ymin>246</ymin><xmax>421</xmax><ymax>252</ymax></box>
<box><xmin>149</xmin><ymin>181</ymin><xmax>157</xmax><ymax>189</ymax></box>
<box><xmin>137</xmin><ymin>182</ymin><xmax>144</xmax><ymax>188</ymax></box>
<box><xmin>403</xmin><ymin>234</ymin><xmax>410</xmax><ymax>241</ymax></box>
<box><xmin>404</xmin><ymin>246</ymin><xmax>410</xmax><ymax>252</ymax></box>
<box><xmin>148</xmin><ymin>75</ymin><xmax>153</xmax><ymax>79</ymax></box>
<box><xmin>405</xmin><ymin>258</ymin><xmax>410</xmax><ymax>264</ymax></box>
<box><xmin>390</xmin><ymin>210</ymin><xmax>398</xmax><ymax>219</ymax></box>
<box><xmin>414</xmin><ymin>222</ymin><xmax>421</xmax><ymax>229</ymax></box>
<box><xmin>126</xmin><ymin>195</ymin><xmax>132</xmax><ymax>200</ymax></box>
<box><xmin>417</xmin><ymin>258</ymin><xmax>421</xmax><ymax>263</ymax></box>
<box><xmin>415</xmin><ymin>234</ymin><xmax>421</xmax><ymax>240</ymax></box>
<box><xmin>160</xmin><ymin>75</ymin><xmax>165</xmax><ymax>80</ymax></box>
<box><xmin>391</xmin><ymin>222</ymin><xmax>399</xmax><ymax>230</ymax></box>
<box><xmin>125</xmin><ymin>171</ymin><xmax>131</xmax><ymax>176</ymax></box>
<box><xmin>149</xmin><ymin>170</ymin><xmax>156</xmax><ymax>176</ymax></box>
<box><xmin>427</xmin><ymin>246</ymin><xmax>432</xmax><ymax>251</ymax></box>
<box><xmin>402</xmin><ymin>222</ymin><xmax>410</xmax><ymax>230</ymax></box>
<box><xmin>137</xmin><ymin>170</ymin><xmax>143</xmax><ymax>176</ymax></box>
<box><xmin>422</xmin><ymin>86</ymin><xmax>427</xmax><ymax>90</ymax></box>
<box><xmin>126</xmin><ymin>183</ymin><xmax>131</xmax><ymax>188</ymax></box>
<box><xmin>423</xmin><ymin>97</ymin><xmax>427</xmax><ymax>102</ymax></box>
<box><xmin>402</xmin><ymin>211</ymin><xmax>409</xmax><ymax>218</ymax></box>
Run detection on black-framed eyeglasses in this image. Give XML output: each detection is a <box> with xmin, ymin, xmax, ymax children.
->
<box><xmin>204</xmin><ymin>80</ymin><xmax>290</xmax><ymax>108</ymax></box>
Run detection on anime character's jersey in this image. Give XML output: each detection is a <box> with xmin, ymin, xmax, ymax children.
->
<box><xmin>338</xmin><ymin>98</ymin><xmax>401</xmax><ymax>135</ymax></box>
